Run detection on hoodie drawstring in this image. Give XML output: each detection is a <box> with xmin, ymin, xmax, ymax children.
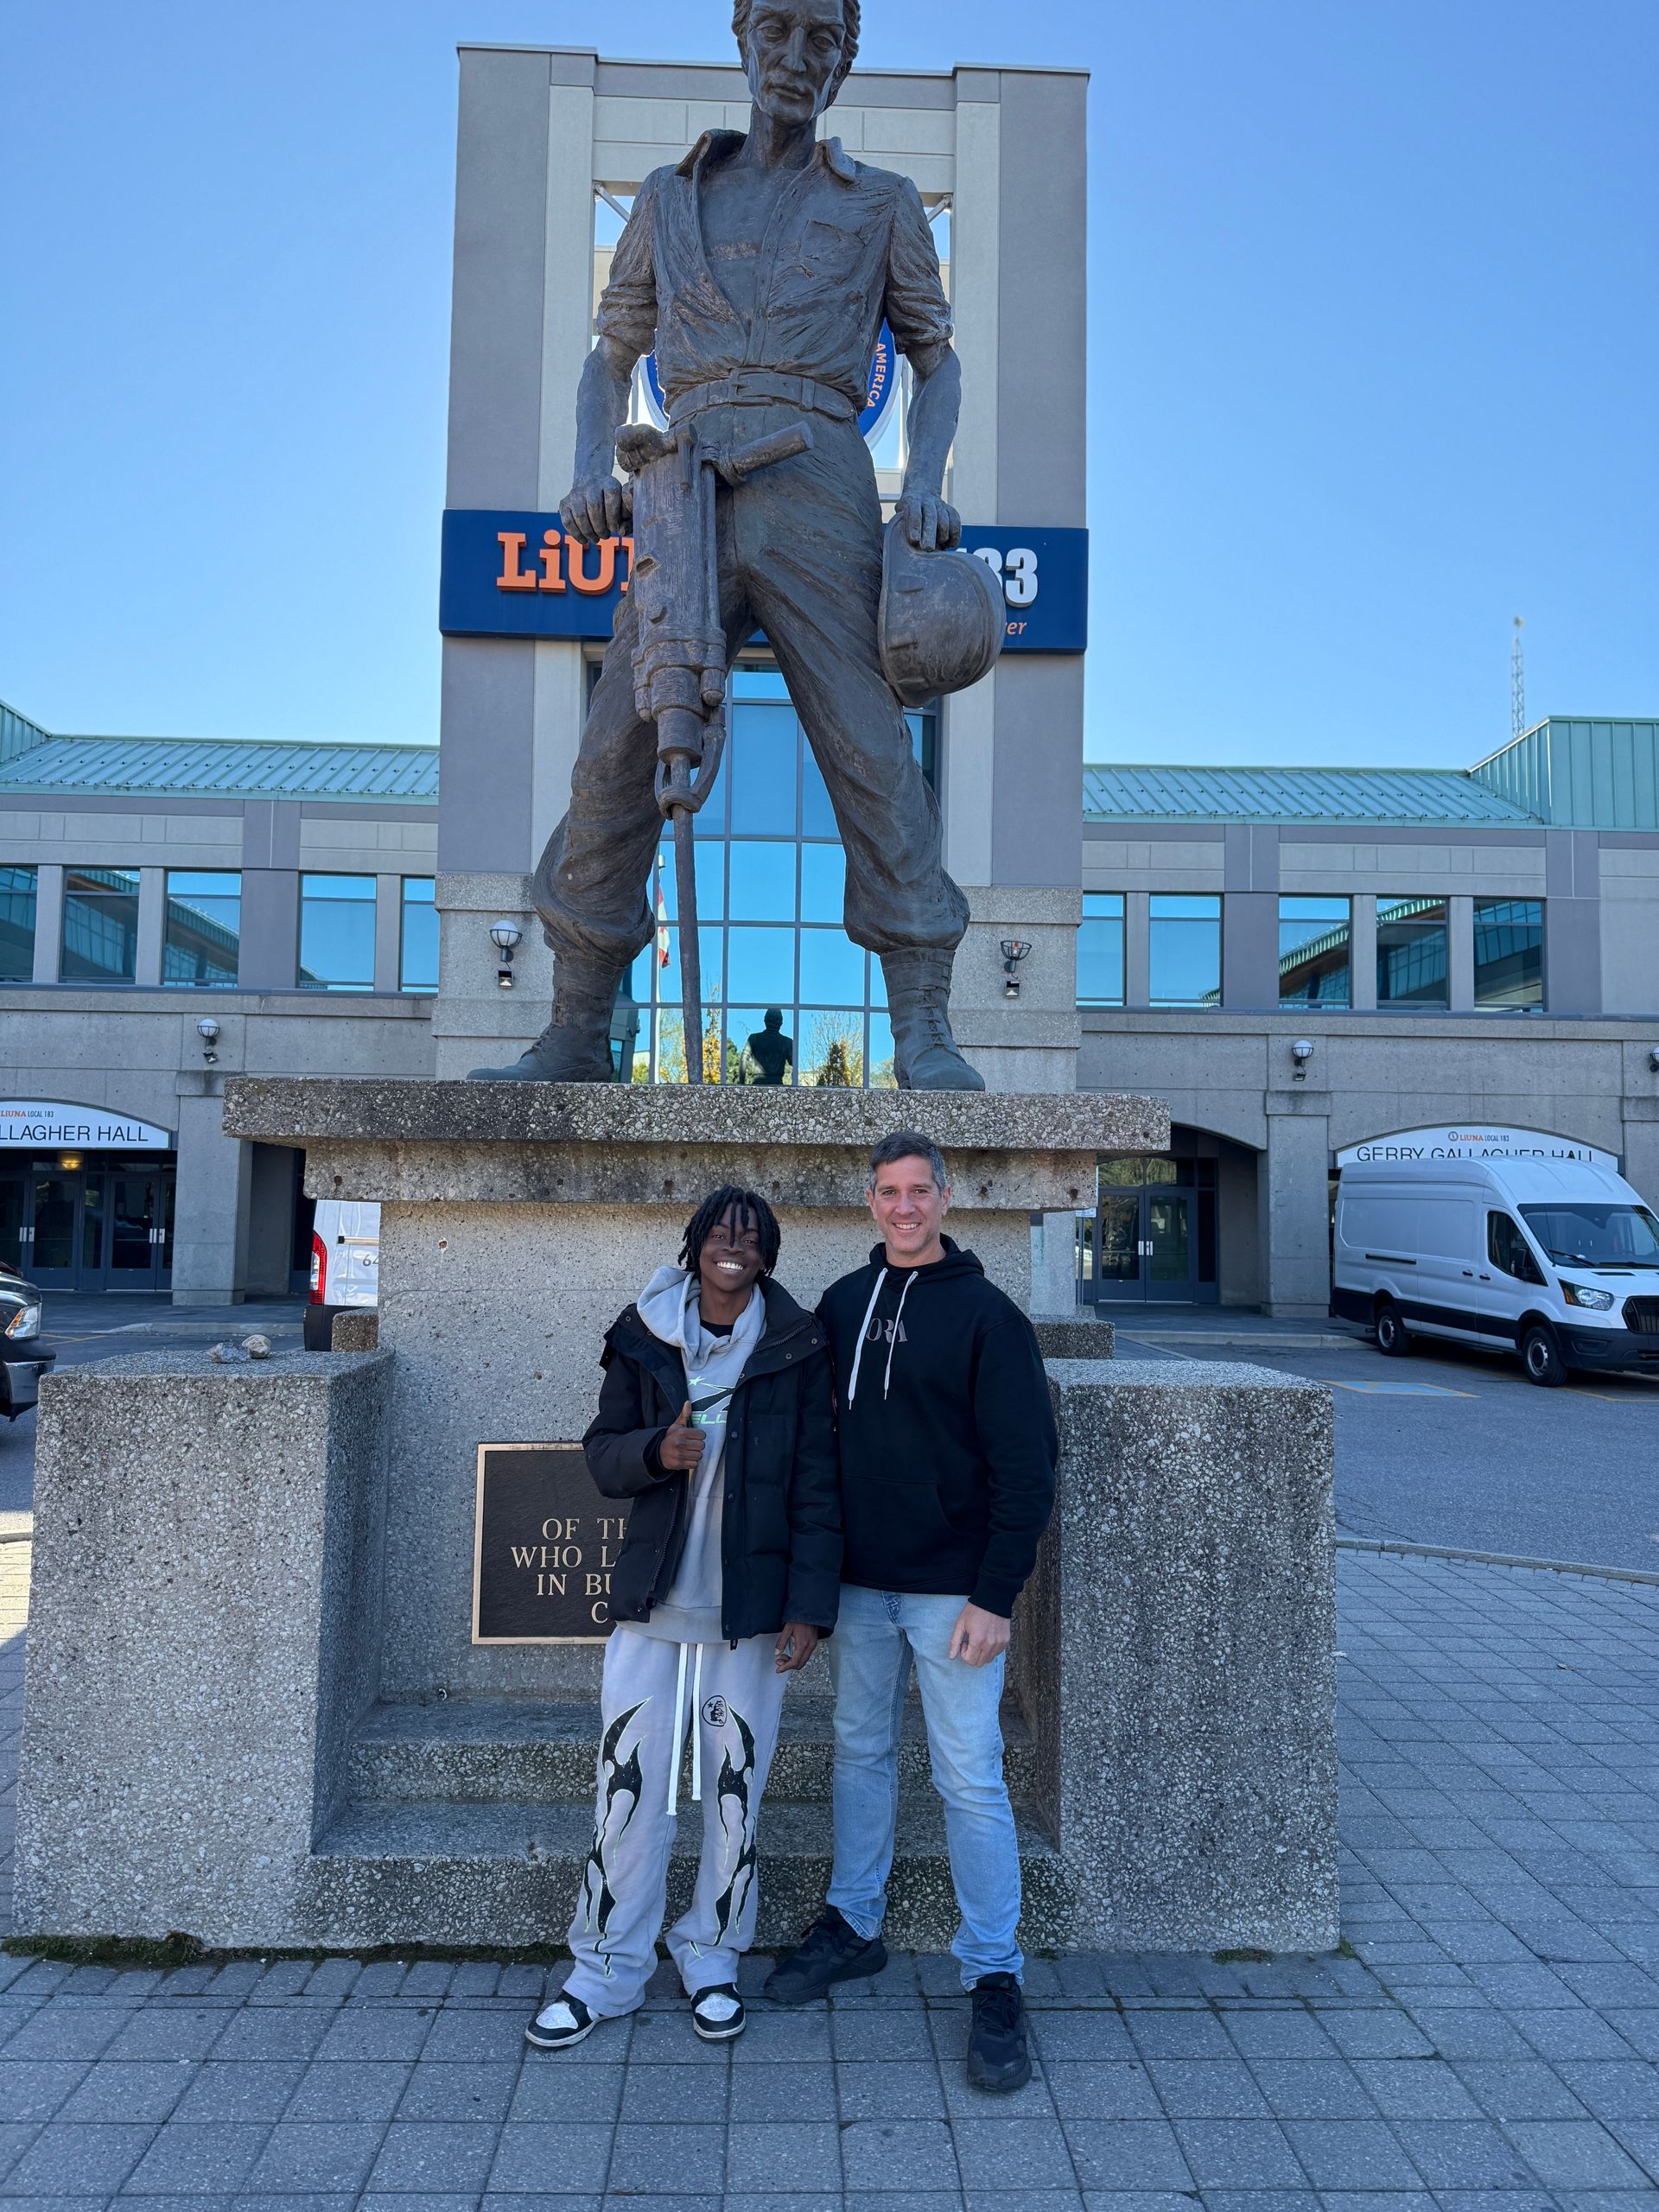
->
<box><xmin>848</xmin><ymin>1265</ymin><xmax>914</xmax><ymax>1403</ymax></box>
<box><xmin>847</xmin><ymin>1268</ymin><xmax>887</xmax><ymax>1404</ymax></box>
<box><xmin>666</xmin><ymin>1642</ymin><xmax>705</xmax><ymax>1817</ymax></box>
<box><xmin>882</xmin><ymin>1272</ymin><xmax>915</xmax><ymax>1401</ymax></box>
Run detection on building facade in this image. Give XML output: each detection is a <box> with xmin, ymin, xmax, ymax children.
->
<box><xmin>0</xmin><ymin>700</ymin><xmax>436</xmax><ymax>1302</ymax></box>
<box><xmin>1076</xmin><ymin>720</ymin><xmax>1659</xmax><ymax>1314</ymax></box>
<box><xmin>4</xmin><ymin>42</ymin><xmax>1656</xmax><ymax>1317</ymax></box>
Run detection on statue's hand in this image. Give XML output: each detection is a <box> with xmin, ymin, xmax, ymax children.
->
<box><xmin>895</xmin><ymin>489</ymin><xmax>961</xmax><ymax>552</ymax></box>
<box><xmin>560</xmin><ymin>475</ymin><xmax>631</xmax><ymax>546</ymax></box>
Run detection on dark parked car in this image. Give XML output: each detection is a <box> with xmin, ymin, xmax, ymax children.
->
<box><xmin>1</xmin><ymin>1264</ymin><xmax>54</xmax><ymax>1420</ymax></box>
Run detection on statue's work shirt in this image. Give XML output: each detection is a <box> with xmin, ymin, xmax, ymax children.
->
<box><xmin>595</xmin><ymin>130</ymin><xmax>953</xmax><ymax>413</ymax></box>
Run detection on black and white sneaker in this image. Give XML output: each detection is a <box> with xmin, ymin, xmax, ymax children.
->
<box><xmin>690</xmin><ymin>1983</ymin><xmax>746</xmax><ymax>2041</ymax></box>
<box><xmin>524</xmin><ymin>1992</ymin><xmax>597</xmax><ymax>2050</ymax></box>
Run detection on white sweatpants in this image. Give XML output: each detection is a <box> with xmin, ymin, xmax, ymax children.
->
<box><xmin>563</xmin><ymin>1623</ymin><xmax>789</xmax><ymax>2017</ymax></box>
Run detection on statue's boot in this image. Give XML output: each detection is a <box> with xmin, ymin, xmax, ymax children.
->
<box><xmin>881</xmin><ymin>949</ymin><xmax>987</xmax><ymax>1091</ymax></box>
<box><xmin>467</xmin><ymin>953</ymin><xmax>623</xmax><ymax>1082</ymax></box>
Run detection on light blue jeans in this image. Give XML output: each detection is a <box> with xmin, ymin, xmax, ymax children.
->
<box><xmin>826</xmin><ymin>1586</ymin><xmax>1022</xmax><ymax>1988</ymax></box>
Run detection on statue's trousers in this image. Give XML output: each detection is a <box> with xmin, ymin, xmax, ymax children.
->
<box><xmin>531</xmin><ymin>401</ymin><xmax>969</xmax><ymax>973</ymax></box>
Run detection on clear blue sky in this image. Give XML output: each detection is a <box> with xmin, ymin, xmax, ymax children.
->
<box><xmin>3</xmin><ymin>0</ymin><xmax>1655</xmax><ymax>767</ymax></box>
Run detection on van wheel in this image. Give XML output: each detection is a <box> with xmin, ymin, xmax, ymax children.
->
<box><xmin>1521</xmin><ymin>1325</ymin><xmax>1567</xmax><ymax>1388</ymax></box>
<box><xmin>1375</xmin><ymin>1303</ymin><xmax>1410</xmax><ymax>1357</ymax></box>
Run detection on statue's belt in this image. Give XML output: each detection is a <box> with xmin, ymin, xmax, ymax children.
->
<box><xmin>668</xmin><ymin>371</ymin><xmax>857</xmax><ymax>426</ymax></box>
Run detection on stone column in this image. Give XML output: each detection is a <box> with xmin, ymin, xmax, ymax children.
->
<box><xmin>1259</xmin><ymin>1092</ymin><xmax>1334</xmax><ymax>1318</ymax></box>
<box><xmin>15</xmin><ymin>1350</ymin><xmax>391</xmax><ymax>1947</ymax></box>
<box><xmin>135</xmin><ymin>868</ymin><xmax>166</xmax><ymax>987</ymax></box>
<box><xmin>169</xmin><ymin>1084</ymin><xmax>251</xmax><ymax>1305</ymax></box>
<box><xmin>30</xmin><ymin>864</ymin><xmax>64</xmax><ymax>984</ymax></box>
<box><xmin>1013</xmin><ymin>1358</ymin><xmax>1337</xmax><ymax>1951</ymax></box>
<box><xmin>1448</xmin><ymin>894</ymin><xmax>1476</xmax><ymax>1012</ymax></box>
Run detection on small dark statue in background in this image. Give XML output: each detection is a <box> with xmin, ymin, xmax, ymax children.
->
<box><xmin>471</xmin><ymin>0</ymin><xmax>1002</xmax><ymax>1090</ymax></box>
<box><xmin>743</xmin><ymin>1009</ymin><xmax>794</xmax><ymax>1086</ymax></box>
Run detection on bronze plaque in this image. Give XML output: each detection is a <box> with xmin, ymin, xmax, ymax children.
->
<box><xmin>472</xmin><ymin>1444</ymin><xmax>631</xmax><ymax>1644</ymax></box>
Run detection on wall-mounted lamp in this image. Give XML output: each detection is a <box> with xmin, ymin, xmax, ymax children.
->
<box><xmin>197</xmin><ymin>1016</ymin><xmax>221</xmax><ymax>1065</ymax></box>
<box><xmin>1001</xmin><ymin>939</ymin><xmax>1033</xmax><ymax>999</ymax></box>
<box><xmin>1649</xmin><ymin>1045</ymin><xmax>1659</xmax><ymax>1074</ymax></box>
<box><xmin>490</xmin><ymin>919</ymin><xmax>524</xmax><ymax>988</ymax></box>
<box><xmin>1291</xmin><ymin>1037</ymin><xmax>1314</xmax><ymax>1084</ymax></box>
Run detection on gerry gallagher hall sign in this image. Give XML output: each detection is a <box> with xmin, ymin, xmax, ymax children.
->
<box><xmin>1</xmin><ymin>1100</ymin><xmax>174</xmax><ymax>1149</ymax></box>
<box><xmin>1336</xmin><ymin>1122</ymin><xmax>1620</xmax><ymax>1171</ymax></box>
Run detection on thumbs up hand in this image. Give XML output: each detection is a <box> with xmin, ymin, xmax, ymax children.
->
<box><xmin>658</xmin><ymin>1400</ymin><xmax>707</xmax><ymax>1472</ymax></box>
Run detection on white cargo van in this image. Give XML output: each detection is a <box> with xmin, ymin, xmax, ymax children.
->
<box><xmin>1333</xmin><ymin>1156</ymin><xmax>1659</xmax><ymax>1386</ymax></box>
<box><xmin>303</xmin><ymin>1198</ymin><xmax>380</xmax><ymax>1351</ymax></box>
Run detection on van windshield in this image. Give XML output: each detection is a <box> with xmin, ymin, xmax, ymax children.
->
<box><xmin>1518</xmin><ymin>1203</ymin><xmax>1659</xmax><ymax>1269</ymax></box>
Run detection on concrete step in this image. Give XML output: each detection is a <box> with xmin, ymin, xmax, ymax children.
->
<box><xmin>298</xmin><ymin>1796</ymin><xmax>1065</xmax><ymax>1951</ymax></box>
<box><xmin>347</xmin><ymin>1694</ymin><xmax>1039</xmax><ymax>1808</ymax></box>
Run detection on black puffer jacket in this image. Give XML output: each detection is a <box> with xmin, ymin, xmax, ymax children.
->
<box><xmin>582</xmin><ymin>1276</ymin><xmax>842</xmax><ymax>1641</ymax></box>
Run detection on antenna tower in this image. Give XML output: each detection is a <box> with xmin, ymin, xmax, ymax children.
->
<box><xmin>1510</xmin><ymin>616</ymin><xmax>1526</xmax><ymax>741</ymax></box>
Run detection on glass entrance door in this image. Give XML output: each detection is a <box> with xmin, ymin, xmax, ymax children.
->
<box><xmin>0</xmin><ymin>1170</ymin><xmax>24</xmax><ymax>1274</ymax></box>
<box><xmin>11</xmin><ymin>1164</ymin><xmax>176</xmax><ymax>1290</ymax></box>
<box><xmin>1086</xmin><ymin>1161</ymin><xmax>1219</xmax><ymax>1305</ymax></box>
<box><xmin>107</xmin><ymin>1173</ymin><xmax>164</xmax><ymax>1287</ymax></box>
<box><xmin>1143</xmin><ymin>1192</ymin><xmax>1193</xmax><ymax>1301</ymax></box>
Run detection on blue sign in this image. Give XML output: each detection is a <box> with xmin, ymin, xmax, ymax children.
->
<box><xmin>643</xmin><ymin>323</ymin><xmax>900</xmax><ymax>446</ymax></box>
<box><xmin>439</xmin><ymin>512</ymin><xmax>1088</xmax><ymax>655</ymax></box>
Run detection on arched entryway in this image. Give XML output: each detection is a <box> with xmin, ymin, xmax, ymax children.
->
<box><xmin>1079</xmin><ymin>1127</ymin><xmax>1262</xmax><ymax>1307</ymax></box>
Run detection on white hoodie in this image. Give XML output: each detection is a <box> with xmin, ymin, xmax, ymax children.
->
<box><xmin>630</xmin><ymin>1263</ymin><xmax>765</xmax><ymax>1644</ymax></box>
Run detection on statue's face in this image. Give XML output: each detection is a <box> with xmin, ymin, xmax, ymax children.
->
<box><xmin>742</xmin><ymin>0</ymin><xmax>847</xmax><ymax>124</ymax></box>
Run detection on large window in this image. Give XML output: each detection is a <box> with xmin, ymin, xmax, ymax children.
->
<box><xmin>1376</xmin><ymin>897</ymin><xmax>1447</xmax><ymax>1007</ymax></box>
<box><xmin>299</xmin><ymin>874</ymin><xmax>376</xmax><ymax>992</ymax></box>
<box><xmin>0</xmin><ymin>865</ymin><xmax>35</xmax><ymax>982</ymax></box>
<box><xmin>163</xmin><ymin>871</ymin><xmax>239</xmax><ymax>985</ymax></box>
<box><xmin>1279</xmin><ymin>896</ymin><xmax>1350</xmax><ymax>1007</ymax></box>
<box><xmin>1474</xmin><ymin>898</ymin><xmax>1543</xmax><ymax>1010</ymax></box>
<box><xmin>61</xmin><ymin>868</ymin><xmax>139</xmax><ymax>982</ymax></box>
<box><xmin>400</xmin><ymin>878</ymin><xmax>439</xmax><ymax>992</ymax></box>
<box><xmin>626</xmin><ymin>666</ymin><xmax>931</xmax><ymax>1084</ymax></box>
<box><xmin>1078</xmin><ymin>893</ymin><xmax>1125</xmax><ymax>1005</ymax></box>
<box><xmin>1149</xmin><ymin>895</ymin><xmax>1222</xmax><ymax>1007</ymax></box>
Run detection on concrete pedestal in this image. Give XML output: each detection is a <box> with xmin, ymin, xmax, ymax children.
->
<box><xmin>15</xmin><ymin>1078</ymin><xmax>1338</xmax><ymax>1956</ymax></box>
<box><xmin>1016</xmin><ymin>1361</ymin><xmax>1338</xmax><ymax>1951</ymax></box>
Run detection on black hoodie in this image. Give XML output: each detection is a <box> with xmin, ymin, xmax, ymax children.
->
<box><xmin>817</xmin><ymin>1239</ymin><xmax>1057</xmax><ymax>1617</ymax></box>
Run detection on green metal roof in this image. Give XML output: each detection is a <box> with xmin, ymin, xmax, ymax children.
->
<box><xmin>1084</xmin><ymin>763</ymin><xmax>1542</xmax><ymax>828</ymax></box>
<box><xmin>1472</xmin><ymin>718</ymin><xmax>1659</xmax><ymax>830</ymax></box>
<box><xmin>0</xmin><ymin>708</ymin><xmax>436</xmax><ymax>804</ymax></box>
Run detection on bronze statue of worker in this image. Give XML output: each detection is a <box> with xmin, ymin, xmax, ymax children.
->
<box><xmin>471</xmin><ymin>0</ymin><xmax>988</xmax><ymax>1090</ymax></box>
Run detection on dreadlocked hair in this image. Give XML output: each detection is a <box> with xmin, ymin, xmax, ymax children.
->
<box><xmin>679</xmin><ymin>1185</ymin><xmax>782</xmax><ymax>1281</ymax></box>
<box><xmin>731</xmin><ymin>0</ymin><xmax>860</xmax><ymax>102</ymax></box>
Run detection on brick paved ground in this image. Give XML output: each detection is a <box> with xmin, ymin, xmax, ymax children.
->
<box><xmin>2</xmin><ymin>1541</ymin><xmax>1656</xmax><ymax>2209</ymax></box>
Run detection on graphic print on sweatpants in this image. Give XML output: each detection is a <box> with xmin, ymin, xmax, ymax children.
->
<box><xmin>563</xmin><ymin>1621</ymin><xmax>789</xmax><ymax>2016</ymax></box>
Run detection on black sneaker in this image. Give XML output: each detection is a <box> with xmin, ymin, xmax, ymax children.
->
<box><xmin>966</xmin><ymin>1972</ymin><xmax>1030</xmax><ymax>2092</ymax></box>
<box><xmin>763</xmin><ymin>1906</ymin><xmax>887</xmax><ymax>2005</ymax></box>
<box><xmin>690</xmin><ymin>1983</ymin><xmax>746</xmax><ymax>2041</ymax></box>
<box><xmin>524</xmin><ymin>1991</ymin><xmax>596</xmax><ymax>2050</ymax></box>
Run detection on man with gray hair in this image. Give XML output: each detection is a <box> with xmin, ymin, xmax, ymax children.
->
<box><xmin>766</xmin><ymin>1131</ymin><xmax>1057</xmax><ymax>2092</ymax></box>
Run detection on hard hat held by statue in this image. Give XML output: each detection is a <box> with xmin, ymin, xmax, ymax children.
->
<box><xmin>469</xmin><ymin>0</ymin><xmax>1002</xmax><ymax>1090</ymax></box>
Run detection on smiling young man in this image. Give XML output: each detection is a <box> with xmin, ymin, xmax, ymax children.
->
<box><xmin>527</xmin><ymin>1187</ymin><xmax>839</xmax><ymax>2053</ymax></box>
<box><xmin>765</xmin><ymin>1134</ymin><xmax>1058</xmax><ymax>2092</ymax></box>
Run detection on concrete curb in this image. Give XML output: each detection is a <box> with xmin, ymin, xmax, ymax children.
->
<box><xmin>1121</xmin><ymin>1331</ymin><xmax>1359</xmax><ymax>1351</ymax></box>
<box><xmin>1338</xmin><ymin>1533</ymin><xmax>1659</xmax><ymax>1588</ymax></box>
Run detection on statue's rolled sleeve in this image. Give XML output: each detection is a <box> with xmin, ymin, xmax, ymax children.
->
<box><xmin>884</xmin><ymin>178</ymin><xmax>953</xmax><ymax>362</ymax></box>
<box><xmin>593</xmin><ymin>175</ymin><xmax>659</xmax><ymax>361</ymax></box>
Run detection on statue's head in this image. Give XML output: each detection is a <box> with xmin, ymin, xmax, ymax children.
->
<box><xmin>733</xmin><ymin>0</ymin><xmax>860</xmax><ymax>123</ymax></box>
<box><xmin>762</xmin><ymin>1007</ymin><xmax>784</xmax><ymax>1030</ymax></box>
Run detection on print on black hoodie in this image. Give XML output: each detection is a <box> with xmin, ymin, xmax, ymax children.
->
<box><xmin>817</xmin><ymin>1238</ymin><xmax>1058</xmax><ymax>1617</ymax></box>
